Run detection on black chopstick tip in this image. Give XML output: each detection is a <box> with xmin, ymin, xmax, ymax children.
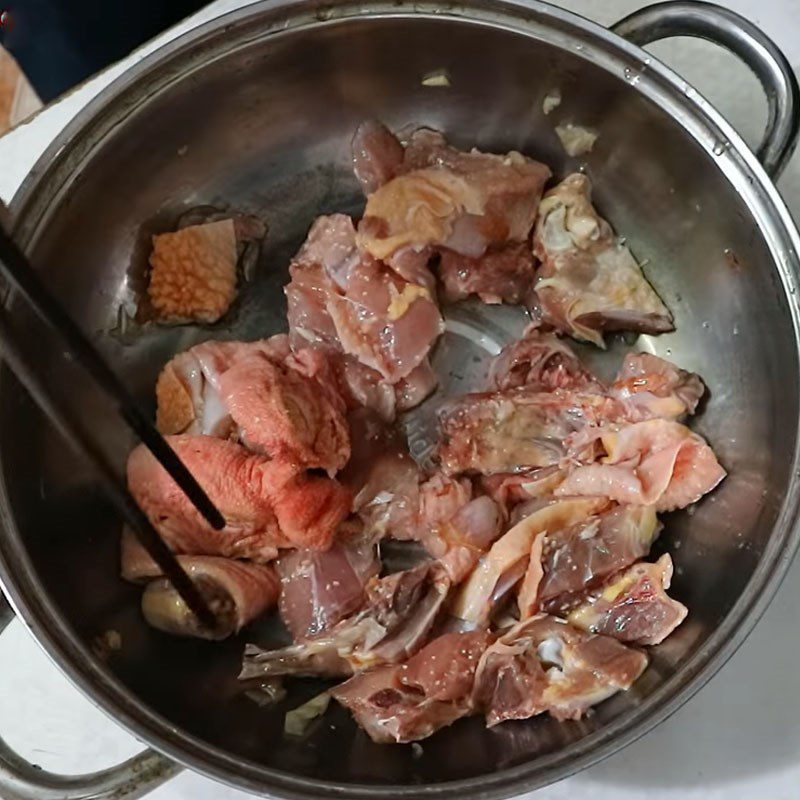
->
<box><xmin>207</xmin><ymin>507</ymin><xmax>226</xmax><ymax>530</ymax></box>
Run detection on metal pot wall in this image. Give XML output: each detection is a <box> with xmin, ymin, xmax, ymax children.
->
<box><xmin>1</xmin><ymin>1</ymin><xmax>799</xmax><ymax>798</ymax></box>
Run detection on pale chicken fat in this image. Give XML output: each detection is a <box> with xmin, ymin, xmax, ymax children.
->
<box><xmin>358</xmin><ymin>168</ymin><xmax>487</xmax><ymax>258</ymax></box>
<box><xmin>148</xmin><ymin>219</ymin><xmax>238</xmax><ymax>323</ymax></box>
<box><xmin>533</xmin><ymin>174</ymin><xmax>673</xmax><ymax>347</ymax></box>
<box><xmin>554</xmin><ymin>123</ymin><xmax>598</xmax><ymax>156</ymax></box>
<box><xmin>358</xmin><ymin>134</ymin><xmax>550</xmax><ymax>261</ymax></box>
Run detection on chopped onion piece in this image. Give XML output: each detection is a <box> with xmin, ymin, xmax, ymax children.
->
<box><xmin>284</xmin><ymin>692</ymin><xmax>331</xmax><ymax>737</ymax></box>
<box><xmin>421</xmin><ymin>70</ymin><xmax>451</xmax><ymax>87</ymax></box>
<box><xmin>245</xmin><ymin>679</ymin><xmax>287</xmax><ymax>707</ymax></box>
<box><xmin>542</xmin><ymin>88</ymin><xmax>562</xmax><ymax>115</ymax></box>
<box><xmin>555</xmin><ymin>123</ymin><xmax>598</xmax><ymax>156</ymax></box>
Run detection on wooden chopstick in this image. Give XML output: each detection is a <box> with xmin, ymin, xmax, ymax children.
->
<box><xmin>0</xmin><ymin>228</ymin><xmax>225</xmax><ymax>531</ymax></box>
<box><xmin>0</xmin><ymin>309</ymin><xmax>217</xmax><ymax>630</ymax></box>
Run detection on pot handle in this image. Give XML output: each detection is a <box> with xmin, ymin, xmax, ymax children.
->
<box><xmin>611</xmin><ymin>0</ymin><xmax>800</xmax><ymax>179</ymax></box>
<box><xmin>0</xmin><ymin>592</ymin><xmax>180</xmax><ymax>800</ymax></box>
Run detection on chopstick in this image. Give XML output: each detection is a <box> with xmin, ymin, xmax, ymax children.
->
<box><xmin>0</xmin><ymin>228</ymin><xmax>225</xmax><ymax>531</ymax></box>
<box><xmin>0</xmin><ymin>310</ymin><xmax>217</xmax><ymax>629</ymax></box>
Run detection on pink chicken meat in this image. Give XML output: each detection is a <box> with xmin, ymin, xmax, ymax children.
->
<box><xmin>568</xmin><ymin>554</ymin><xmax>688</xmax><ymax>646</ymax></box>
<box><xmin>473</xmin><ymin>614</ymin><xmax>648</xmax><ymax>724</ymax></box>
<box><xmin>155</xmin><ymin>335</ymin><xmax>350</xmax><ymax>475</ymax></box>
<box><xmin>332</xmin><ymin>630</ymin><xmax>492</xmax><ymax>743</ymax></box>
<box><xmin>557</xmin><ymin>418</ymin><xmax>726</xmax><ymax>511</ymax></box>
<box><xmin>352</xmin><ymin>123</ymin><xmax>550</xmax><ymax>306</ymax></box>
<box><xmin>285</xmin><ymin>214</ymin><xmax>444</xmax><ymax>406</ymax></box>
<box><xmin>241</xmin><ymin>563</ymin><xmax>451</xmax><ymax>679</ymax></box>
<box><xmin>127</xmin><ymin>435</ymin><xmax>351</xmax><ymax>560</ymax></box>
<box><xmin>276</xmin><ymin>533</ymin><xmax>380</xmax><ymax>640</ymax></box>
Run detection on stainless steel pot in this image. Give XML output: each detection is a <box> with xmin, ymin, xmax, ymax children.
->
<box><xmin>1</xmin><ymin>1</ymin><xmax>800</xmax><ymax>798</ymax></box>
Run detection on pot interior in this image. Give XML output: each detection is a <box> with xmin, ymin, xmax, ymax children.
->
<box><xmin>2</xmin><ymin>2</ymin><xmax>798</xmax><ymax>792</ymax></box>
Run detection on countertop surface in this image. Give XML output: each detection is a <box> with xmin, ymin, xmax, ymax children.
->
<box><xmin>1</xmin><ymin>1</ymin><xmax>799</xmax><ymax>798</ymax></box>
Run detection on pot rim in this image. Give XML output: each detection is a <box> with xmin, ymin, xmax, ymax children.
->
<box><xmin>3</xmin><ymin>1</ymin><xmax>800</xmax><ymax>798</ymax></box>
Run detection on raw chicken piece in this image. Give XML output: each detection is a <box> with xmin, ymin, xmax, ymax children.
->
<box><xmin>286</xmin><ymin>214</ymin><xmax>444</xmax><ymax>383</ymax></box>
<box><xmin>422</xmin><ymin>495</ymin><xmax>503</xmax><ymax>583</ymax></box>
<box><xmin>488</xmin><ymin>327</ymin><xmax>603</xmax><ymax>393</ymax></box>
<box><xmin>437</xmin><ymin>243</ymin><xmax>536</xmax><ymax>305</ymax></box>
<box><xmin>140</xmin><ymin>556</ymin><xmax>279</xmax><ymax>641</ymax></box>
<box><xmin>371</xmin><ymin>471</ymin><xmax>498</xmax><ymax>581</ymax></box>
<box><xmin>517</xmin><ymin>505</ymin><xmax>661</xmax><ymax>618</ymax></box>
<box><xmin>155</xmin><ymin>336</ymin><xmax>350</xmax><ymax>474</ymax></box>
<box><xmin>127</xmin><ymin>435</ymin><xmax>351</xmax><ymax>559</ymax></box>
<box><xmin>344</xmin><ymin>410</ymin><xmax>424</xmax><ymax>541</ymax></box>
<box><xmin>610</xmin><ymin>352</ymin><xmax>705</xmax><ymax>421</ymax></box>
<box><xmin>285</xmin><ymin>260</ymin><xmax>342</xmax><ymax>351</ymax></box>
<box><xmin>276</xmin><ymin>533</ymin><xmax>379</xmax><ymax>640</ymax></box>
<box><xmin>331</xmin><ymin>630</ymin><xmax>492</xmax><ymax>743</ymax></box>
<box><xmin>473</xmin><ymin>614</ymin><xmax>648</xmax><ymax>724</ymax></box>
<box><xmin>450</xmin><ymin>497</ymin><xmax>610</xmax><ymax>624</ymax></box>
<box><xmin>327</xmin><ymin>259</ymin><xmax>442</xmax><ymax>383</ymax></box>
<box><xmin>568</xmin><ymin>554</ymin><xmax>687</xmax><ymax>645</ymax></box>
<box><xmin>352</xmin><ymin>120</ymin><xmax>405</xmax><ymax>195</ymax></box>
<box><xmin>394</xmin><ymin>359</ymin><xmax>438</xmax><ymax>412</ymax></box>
<box><xmin>154</xmin><ymin>335</ymin><xmax>290</xmax><ymax>436</ymax></box>
<box><xmin>533</xmin><ymin>174</ymin><xmax>673</xmax><ymax>347</ymax></box>
<box><xmin>479</xmin><ymin>465</ymin><xmax>565</xmax><ymax>518</ymax></box>
<box><xmin>357</xmin><ymin>130</ymin><xmax>550</xmax><ymax>261</ymax></box>
<box><xmin>556</xmin><ymin>418</ymin><xmax>726</xmax><ymax>511</ymax></box>
<box><xmin>418</xmin><ymin>473</ymin><xmax>473</xmax><ymax>530</ymax></box>
<box><xmin>240</xmin><ymin>563</ymin><xmax>450</xmax><ymax>679</ymax></box>
<box><xmin>220</xmin><ymin>350</ymin><xmax>349</xmax><ymax>474</ymax></box>
<box><xmin>155</xmin><ymin>349</ymin><xmax>229</xmax><ymax>438</ymax></box>
<box><xmin>285</xmin><ymin>214</ymin><xmax>357</xmax><ymax>353</ymax></box>
<box><xmin>172</xmin><ymin>206</ymin><xmax>266</xmax><ymax>287</ymax></box>
<box><xmin>147</xmin><ymin>219</ymin><xmax>239</xmax><ymax>324</ymax></box>
<box><xmin>351</xmin><ymin>123</ymin><xmax>541</xmax><ymax>306</ymax></box>
<box><xmin>122</xmin><ymin>528</ymin><xmax>284</xmax><ymax>643</ymax></box>
<box><xmin>332</xmin><ymin>357</ymin><xmax>397</xmax><ymax>421</ymax></box>
<box><xmin>386</xmin><ymin>246</ymin><xmax>438</xmax><ymax>294</ymax></box>
<box><xmin>437</xmin><ymin>387</ymin><xmax>626</xmax><ymax>475</ymax></box>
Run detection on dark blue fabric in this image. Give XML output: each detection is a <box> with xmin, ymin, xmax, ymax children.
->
<box><xmin>0</xmin><ymin>0</ymin><xmax>208</xmax><ymax>101</ymax></box>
